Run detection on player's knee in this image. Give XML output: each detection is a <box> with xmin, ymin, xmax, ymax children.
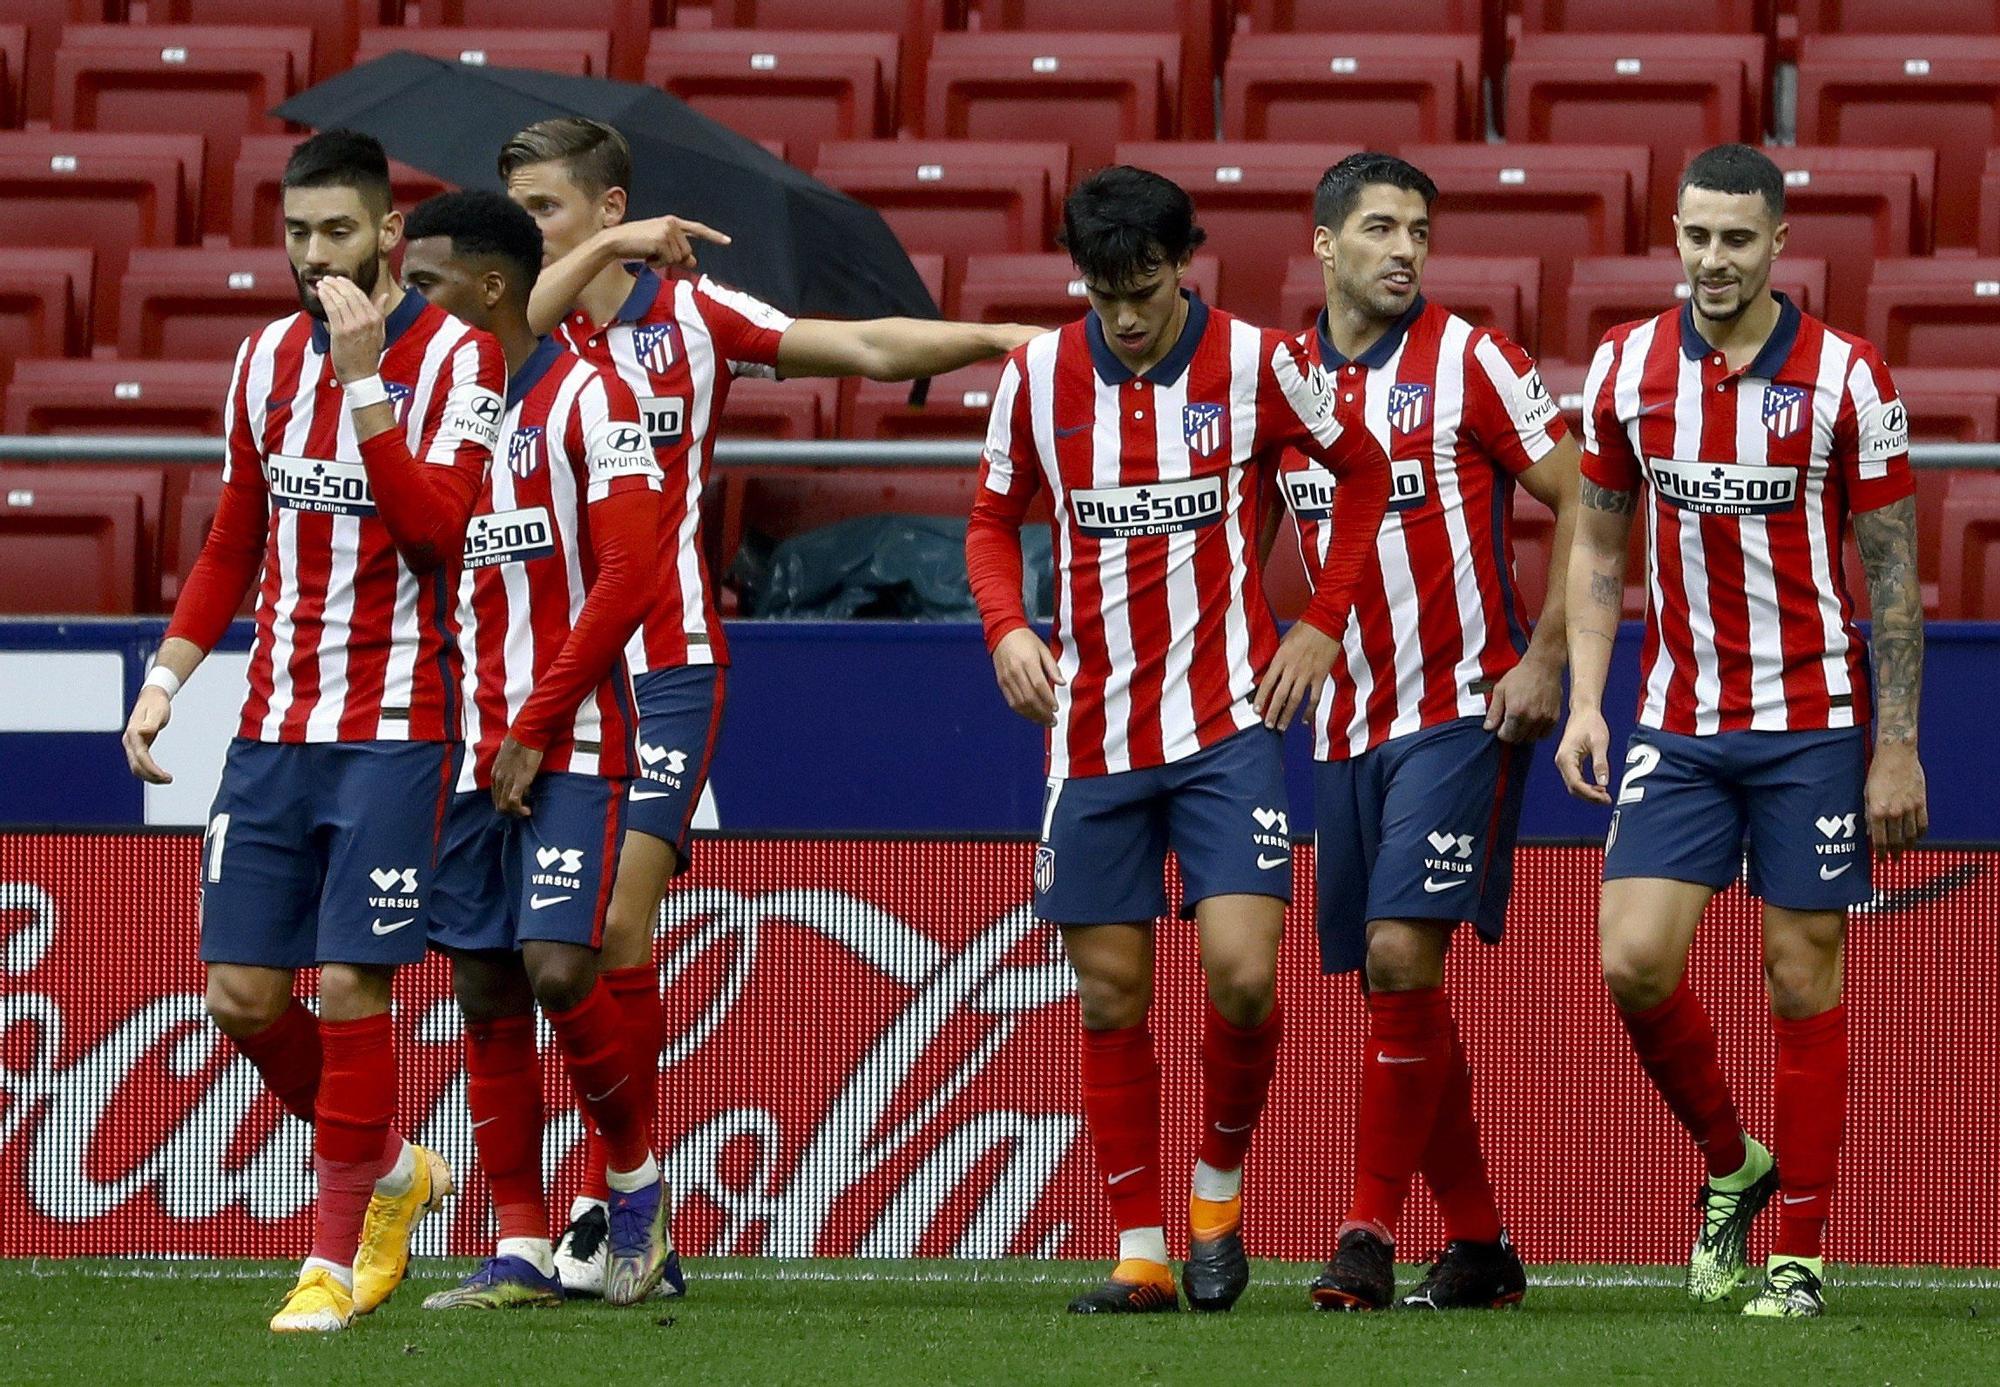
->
<box><xmin>203</xmin><ymin>975</ymin><xmax>286</xmax><ymax>1040</ymax></box>
<box><xmin>1204</xmin><ymin>957</ymin><xmax>1276</xmax><ymax>1026</ymax></box>
<box><xmin>526</xmin><ymin>950</ymin><xmax>599</xmax><ymax>1014</ymax></box>
<box><xmin>1763</xmin><ymin>952</ymin><xmax>1840</xmax><ymax>1019</ymax></box>
<box><xmin>1600</xmin><ymin>943</ymin><xmax>1677</xmax><ymax>1012</ymax></box>
<box><xmin>1364</xmin><ymin>925</ymin><xmax>1446</xmax><ymax>993</ymax></box>
<box><xmin>1074</xmin><ymin>969</ymin><xmax>1150</xmax><ymax>1031</ymax></box>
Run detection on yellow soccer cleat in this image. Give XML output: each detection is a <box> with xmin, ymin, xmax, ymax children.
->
<box><xmin>269</xmin><ymin>1266</ymin><xmax>355</xmax><ymax>1334</ymax></box>
<box><xmin>352</xmin><ymin>1144</ymin><xmax>457</xmax><ymax>1315</ymax></box>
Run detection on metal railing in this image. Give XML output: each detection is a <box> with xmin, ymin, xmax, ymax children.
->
<box><xmin>0</xmin><ymin>436</ymin><xmax>1996</xmax><ymax>468</ymax></box>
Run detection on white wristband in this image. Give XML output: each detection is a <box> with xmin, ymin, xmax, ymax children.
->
<box><xmin>143</xmin><ymin>665</ymin><xmax>183</xmax><ymax>700</ymax></box>
<box><xmin>343</xmin><ymin>373</ymin><xmax>391</xmax><ymax>412</ymax></box>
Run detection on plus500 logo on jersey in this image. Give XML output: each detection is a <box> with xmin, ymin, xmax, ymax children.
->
<box><xmin>639</xmin><ymin>395</ymin><xmax>687</xmax><ymax>448</ymax></box>
<box><xmin>266</xmin><ymin>455</ymin><xmax>374</xmax><ymax>515</ymax></box>
<box><xmin>463</xmin><ymin>506</ymin><xmax>556</xmax><ymax>568</ymax></box>
<box><xmin>1646</xmin><ymin>457</ymin><xmax>1799</xmax><ymax>515</ymax></box>
<box><xmin>1281</xmin><ymin>456</ymin><xmax>1424</xmax><ymax>523</ymax></box>
<box><xmin>1072</xmin><ymin>476</ymin><xmax>1224</xmax><ymax>538</ymax></box>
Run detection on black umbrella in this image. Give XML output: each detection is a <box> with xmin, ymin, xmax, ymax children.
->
<box><xmin>273</xmin><ymin>51</ymin><xmax>938</xmax><ymax>321</ymax></box>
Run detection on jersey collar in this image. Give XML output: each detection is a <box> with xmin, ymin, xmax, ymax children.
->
<box><xmin>506</xmin><ymin>336</ymin><xmax>564</xmax><ymax>408</ymax></box>
<box><xmin>614</xmin><ymin>265</ymin><xmax>665</xmax><ymax>323</ymax></box>
<box><xmin>309</xmin><ymin>284</ymin><xmax>427</xmax><ymax>357</ymax></box>
<box><xmin>1678</xmin><ymin>290</ymin><xmax>1801</xmax><ymax>378</ymax></box>
<box><xmin>1086</xmin><ymin>290</ymin><xmax>1209</xmax><ymax>388</ymax></box>
<box><xmin>1314</xmin><ymin>295</ymin><xmax>1426</xmax><ymax>371</ymax></box>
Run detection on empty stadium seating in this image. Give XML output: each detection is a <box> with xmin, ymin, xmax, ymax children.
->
<box><xmin>1519</xmin><ymin>0</ymin><xmax>1766</xmax><ymax>32</ymax></box>
<box><xmin>355</xmin><ymin>26</ymin><xmax>613</xmax><ymax>76</ymax></box>
<box><xmin>922</xmin><ymin>33</ymin><xmax>1177</xmax><ymax>176</ymax></box>
<box><xmin>721</xmin><ymin>377</ymin><xmax>842</xmax><ymax>439</ymax></box>
<box><xmin>1865</xmin><ymin>258</ymin><xmax>2000</xmax><ymax>368</ymax></box>
<box><xmin>1938</xmin><ymin>471</ymin><xmax>2000</xmax><ymax>618</ymax></box>
<box><xmin>1221</xmin><ymin>33</ymin><xmax>1481</xmax><ymax>146</ymax></box>
<box><xmin>645</xmin><ymin>30</ymin><xmax>898</xmax><ymax>165</ymax></box>
<box><xmin>1563</xmin><ymin>255</ymin><xmax>1829</xmax><ymax>362</ymax></box>
<box><xmin>1795</xmin><ymin>36</ymin><xmax>2000</xmax><ymax>249</ymax></box>
<box><xmin>1796</xmin><ymin>1</ymin><xmax>2000</xmax><ymax>36</ymax></box>
<box><xmin>955</xmin><ymin>252</ymin><xmax>1221</xmax><ymax>329</ymax></box>
<box><xmin>3</xmin><ymin>360</ymin><xmax>233</xmax><ymax>438</ymax></box>
<box><xmin>117</xmin><ymin>246</ymin><xmax>300</xmax><ymax>360</ymax></box>
<box><xmin>0</xmin><ymin>463</ymin><xmax>165</xmax><ymax>613</ymax></box>
<box><xmin>1242</xmin><ymin>0</ymin><xmax>1484</xmax><ymax>34</ymax></box>
<box><xmin>158</xmin><ymin>463</ymin><xmax>235</xmax><ymax>610</ymax></box>
<box><xmin>712</xmin><ymin>1</ymin><xmax>949</xmax><ymax>131</ymax></box>
<box><xmin>232</xmin><ymin>134</ymin><xmax>450</xmax><ymax>247</ymax></box>
<box><xmin>845</xmin><ymin>362</ymin><xmax>1009</xmax><ymax>440</ymax></box>
<box><xmin>982</xmin><ymin>0</ymin><xmax>1220</xmax><ymax>137</ymax></box>
<box><xmin>413</xmin><ymin>0</ymin><xmax>653</xmax><ymax>81</ymax></box>
<box><xmin>0</xmin><ymin>249</ymin><xmax>94</xmax><ymax>361</ymax></box>
<box><xmin>1894</xmin><ymin>368</ymin><xmax>2000</xmax><ymax>442</ymax></box>
<box><xmin>813</xmin><ymin>141</ymin><xmax>1071</xmax><ymax>261</ymax></box>
<box><xmin>1275</xmin><ymin>254</ymin><xmax>1544</xmax><ymax>348</ymax></box>
<box><xmin>0</xmin><ymin>23</ymin><xmax>24</xmax><ymax>128</ymax></box>
<box><xmin>159</xmin><ymin>0</ymin><xmax>363</xmax><ymax>86</ymax></box>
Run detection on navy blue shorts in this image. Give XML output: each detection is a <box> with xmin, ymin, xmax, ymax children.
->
<box><xmin>1312</xmin><ymin>717</ymin><xmax>1531</xmax><ymax>975</ymax></box>
<box><xmin>1603</xmin><ymin>726</ymin><xmax>1871</xmax><ymax>909</ymax></box>
<box><xmin>197</xmin><ymin>738</ymin><xmax>458</xmax><ymax>970</ymax></box>
<box><xmin>1034</xmin><ymin>725</ymin><xmax>1292</xmax><ymax>926</ymax></box>
<box><xmin>428</xmin><ymin>772</ymin><xmax>627</xmax><ymax>953</ymax></box>
<box><xmin>623</xmin><ymin>665</ymin><xmax>725</xmax><ymax>875</ymax></box>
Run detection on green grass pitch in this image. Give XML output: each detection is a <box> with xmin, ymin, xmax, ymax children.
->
<box><xmin>4</xmin><ymin>1259</ymin><xmax>1996</xmax><ymax>1384</ymax></box>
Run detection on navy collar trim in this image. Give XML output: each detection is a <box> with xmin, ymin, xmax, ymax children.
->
<box><xmin>1085</xmin><ymin>290</ymin><xmax>1209</xmax><ymax>387</ymax></box>
<box><xmin>310</xmin><ymin>285</ymin><xmax>426</xmax><ymax>356</ymax></box>
<box><xmin>1316</xmin><ymin>295</ymin><xmax>1426</xmax><ymax>371</ymax></box>
<box><xmin>506</xmin><ymin>336</ymin><xmax>564</xmax><ymax>408</ymax></box>
<box><xmin>1679</xmin><ymin>290</ymin><xmax>1801</xmax><ymax>378</ymax></box>
<box><xmin>613</xmin><ymin>265</ymin><xmax>664</xmax><ymax>323</ymax></box>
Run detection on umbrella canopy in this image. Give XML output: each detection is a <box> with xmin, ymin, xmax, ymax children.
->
<box><xmin>274</xmin><ymin>51</ymin><xmax>938</xmax><ymax>321</ymax></box>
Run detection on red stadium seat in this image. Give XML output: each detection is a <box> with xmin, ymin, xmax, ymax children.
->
<box><xmin>118</xmin><ymin>245</ymin><xmax>299</xmax><ymax>360</ymax></box>
<box><xmin>1521</xmin><ymin>0</ymin><xmax>1766</xmax><ymax>33</ymax></box>
<box><xmin>1892</xmin><ymin>368</ymin><xmax>2000</xmax><ymax>442</ymax></box>
<box><xmin>0</xmin><ymin>478</ymin><xmax>144</xmax><ymax>616</ymax></box>
<box><xmin>1797</xmin><ymin>1</ymin><xmax>2000</xmax><ymax>36</ymax></box>
<box><xmin>1505</xmin><ymin>35</ymin><xmax>1766</xmax><ymax>247</ymax></box>
<box><xmin>1865</xmin><ymin>258</ymin><xmax>2000</xmax><ymax>368</ymax></box>
<box><xmin>3</xmin><ymin>358</ymin><xmax>233</xmax><ymax>437</ymax></box>
<box><xmin>160</xmin><ymin>0</ymin><xmax>364</xmax><ymax>85</ymax></box>
<box><xmin>52</xmin><ymin>25</ymin><xmax>311</xmax><ymax>240</ymax></box>
<box><xmin>355</xmin><ymin>26</ymin><xmax>612</xmax><ymax>76</ymax></box>
<box><xmin>1563</xmin><ymin>254</ymin><xmax>1829</xmax><ymax>362</ymax></box>
<box><xmin>983</xmin><ymin>1</ymin><xmax>1221</xmax><ymax>138</ymax></box>
<box><xmin>645</xmin><ymin>30</ymin><xmax>897</xmax><ymax>166</ymax></box>
<box><xmin>904</xmin><ymin>250</ymin><xmax>949</xmax><ymax>316</ymax></box>
<box><xmin>232</xmin><ymin>133</ymin><xmax>450</xmax><ymax>247</ymax></box>
<box><xmin>1274</xmin><ymin>254</ymin><xmax>1543</xmax><ymax>345</ymax></box>
<box><xmin>413</xmin><ymin>0</ymin><xmax>652</xmax><ymax>81</ymax></box>
<box><xmin>845</xmin><ymin>362</ymin><xmax>1009</xmax><ymax>440</ymax></box>
<box><xmin>813</xmin><ymin>140</ymin><xmax>1071</xmax><ymax>260</ymax></box>
<box><xmin>9</xmin><ymin>0</ymin><xmax>96</xmax><ymax>124</ymax></box>
<box><xmin>159</xmin><ymin>464</ymin><xmax>244</xmax><ymax>610</ymax></box>
<box><xmin>0</xmin><ymin>463</ymin><xmax>165</xmax><ymax>613</ymax></box>
<box><xmin>1795</xmin><ymin>35</ymin><xmax>2000</xmax><ymax>248</ymax></box>
<box><xmin>922</xmin><ymin>33</ymin><xmax>1177</xmax><ymax>177</ymax></box>
<box><xmin>720</xmin><ymin>378</ymin><xmax>840</xmax><ymax>439</ymax></box>
<box><xmin>1980</xmin><ymin>150</ymin><xmax>2000</xmax><ymax>256</ymax></box>
<box><xmin>1937</xmin><ymin>471</ymin><xmax>2000</xmax><ymax>618</ymax></box>
<box><xmin>0</xmin><ymin>132</ymin><xmax>204</xmax><ymax>350</ymax></box>
<box><xmin>713</xmin><ymin>1</ymin><xmax>950</xmax><ymax>131</ymax></box>
<box><xmin>1508</xmin><ymin>486</ymin><xmax>1558</xmax><ymax>623</ymax></box>
<box><xmin>1221</xmin><ymin>33</ymin><xmax>1480</xmax><ymax>146</ymax></box>
<box><xmin>1111</xmin><ymin>141</ymin><xmax>1352</xmax><ymax>328</ymax></box>
<box><xmin>955</xmin><ymin>251</ymin><xmax>1221</xmax><ymax>328</ymax></box>
<box><xmin>0</xmin><ymin>23</ymin><xmax>24</xmax><ymax>127</ymax></box>
<box><xmin>0</xmin><ymin>248</ymin><xmax>94</xmax><ymax>360</ymax></box>
<box><xmin>1243</xmin><ymin>0</ymin><xmax>1482</xmax><ymax>32</ymax></box>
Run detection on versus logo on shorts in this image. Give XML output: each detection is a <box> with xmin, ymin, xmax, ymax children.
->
<box><xmin>1645</xmin><ymin>457</ymin><xmax>1799</xmax><ymax>516</ymax></box>
<box><xmin>639</xmin><ymin>395</ymin><xmax>687</xmax><ymax>448</ymax></box>
<box><xmin>1072</xmin><ymin>476</ymin><xmax>1223</xmax><ymax>539</ymax></box>
<box><xmin>638</xmin><ymin>740</ymin><xmax>689</xmax><ymax>787</ymax></box>
<box><xmin>1423</xmin><ymin>829</ymin><xmax>1477</xmax><ymax>883</ymax></box>
<box><xmin>463</xmin><ymin>506</ymin><xmax>555</xmax><ymax>569</ymax></box>
<box><xmin>1251</xmin><ymin>806</ymin><xmax>1290</xmax><ymax>867</ymax></box>
<box><xmin>267</xmin><ymin>455</ymin><xmax>375</xmax><ymax>515</ymax></box>
<box><xmin>531</xmin><ymin>845</ymin><xmax>585</xmax><ymax>892</ymax></box>
<box><xmin>367</xmin><ymin>865</ymin><xmax>420</xmax><ymax>910</ymax></box>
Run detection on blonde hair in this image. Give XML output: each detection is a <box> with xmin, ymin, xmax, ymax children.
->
<box><xmin>497</xmin><ymin>117</ymin><xmax>632</xmax><ymax>197</ymax></box>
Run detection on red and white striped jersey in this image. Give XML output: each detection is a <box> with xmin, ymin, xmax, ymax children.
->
<box><xmin>554</xmin><ymin>267</ymin><xmax>793</xmax><ymax>673</ymax></box>
<box><xmin>216</xmin><ymin>294</ymin><xmax>504</xmax><ymax>743</ymax></box>
<box><xmin>1281</xmin><ymin>298</ymin><xmax>1569</xmax><ymax>760</ymax></box>
<box><xmin>971</xmin><ymin>295</ymin><xmax>1384</xmax><ymax>779</ymax></box>
<box><xmin>1580</xmin><ymin>294</ymin><xmax>1913</xmax><ymax>734</ymax></box>
<box><xmin>455</xmin><ymin>340</ymin><xmax>664</xmax><ymax>789</ymax></box>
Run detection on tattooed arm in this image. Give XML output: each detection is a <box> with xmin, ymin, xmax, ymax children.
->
<box><xmin>1854</xmin><ymin>495</ymin><xmax>1929</xmax><ymax>855</ymax></box>
<box><xmin>1553</xmin><ymin>477</ymin><xmax>1637</xmax><ymax>803</ymax></box>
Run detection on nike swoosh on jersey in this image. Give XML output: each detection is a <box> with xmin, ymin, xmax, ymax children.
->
<box><xmin>1256</xmin><ymin>854</ymin><xmax>1289</xmax><ymax>869</ymax></box>
<box><xmin>1422</xmin><ymin>876</ymin><xmax>1464</xmax><ymax>893</ymax></box>
<box><xmin>630</xmin><ymin>789</ymin><xmax>672</xmax><ymax>801</ymax></box>
<box><xmin>1054</xmin><ymin>422</ymin><xmax>1091</xmax><ymax>439</ymax></box>
<box><xmin>1106</xmin><ymin>1166</ymin><xmax>1146</xmax><ymax>1186</ymax></box>
<box><xmin>530</xmin><ymin>893</ymin><xmax>574</xmax><ymax>909</ymax></box>
<box><xmin>1819</xmin><ymin>863</ymin><xmax>1854</xmax><ymax>880</ymax></box>
<box><xmin>371</xmin><ymin>917</ymin><xmax>415</xmax><ymax>935</ymax></box>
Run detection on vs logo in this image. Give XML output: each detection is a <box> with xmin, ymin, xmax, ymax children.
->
<box><xmin>369</xmin><ymin>867</ymin><xmax>418</xmax><ymax>894</ymax></box>
<box><xmin>535</xmin><ymin>846</ymin><xmax>585</xmax><ymax>875</ymax></box>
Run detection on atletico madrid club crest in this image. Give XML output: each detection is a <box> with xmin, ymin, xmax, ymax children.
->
<box><xmin>1763</xmin><ymin>384</ymin><xmax>1808</xmax><ymax>439</ymax></box>
<box><xmin>384</xmin><ymin>380</ymin><xmax>415</xmax><ymax>425</ymax></box>
<box><xmin>507</xmin><ymin>425</ymin><xmax>545</xmax><ymax>480</ymax></box>
<box><xmin>634</xmin><ymin>323</ymin><xmax>677</xmax><ymax>376</ymax></box>
<box><xmin>1182</xmin><ymin>402</ymin><xmax>1225</xmax><ymax>458</ymax></box>
<box><xmin>1389</xmin><ymin>382</ymin><xmax>1431</xmax><ymax>435</ymax></box>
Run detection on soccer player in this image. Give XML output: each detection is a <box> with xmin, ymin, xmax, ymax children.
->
<box><xmin>968</xmin><ymin>166</ymin><xmax>1389</xmax><ymax>1314</ymax></box>
<box><xmin>496</xmin><ymin>116</ymin><xmax>1040</xmax><ymax>1291</ymax></box>
<box><xmin>1278</xmin><ymin>153</ymin><xmax>1579</xmax><ymax>1312</ymax></box>
<box><xmin>119</xmin><ymin>131</ymin><xmax>507</xmax><ymax>1332</ymax></box>
<box><xmin>1556</xmin><ymin>144</ymin><xmax>1928</xmax><ymax>1319</ymax></box>
<box><xmin>391</xmin><ymin>190</ymin><xmax>677</xmax><ymax>1310</ymax></box>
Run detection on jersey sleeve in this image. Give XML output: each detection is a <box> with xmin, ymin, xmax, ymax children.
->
<box><xmin>1835</xmin><ymin>341</ymin><xmax>1915</xmax><ymax>513</ymax></box>
<box><xmin>694</xmin><ymin>275</ymin><xmax>795</xmax><ymax>380</ymax></box>
<box><xmin>966</xmin><ymin>353</ymin><xmax>1043</xmax><ymax>653</ymax></box>
<box><xmin>1255</xmin><ymin>330</ymin><xmax>1342</xmax><ymax>455</ymax></box>
<box><xmin>418</xmin><ymin>327</ymin><xmax>507</xmax><ymax>476</ymax></box>
<box><xmin>575</xmin><ymin>370</ymin><xmax>666</xmax><ymax>504</ymax></box>
<box><xmin>1577</xmin><ymin>334</ymin><xmax>1641</xmax><ymax>491</ymax></box>
<box><xmin>1466</xmin><ymin>331</ymin><xmax>1568</xmax><ymax>474</ymax></box>
<box><xmin>164</xmin><ymin>335</ymin><xmax>270</xmax><ymax>652</ymax></box>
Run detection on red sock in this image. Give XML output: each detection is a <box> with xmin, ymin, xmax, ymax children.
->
<box><xmin>1420</xmin><ymin>1018</ymin><xmax>1504</xmax><ymax>1244</ymax></box>
<box><xmin>1080</xmin><ymin>1025</ymin><xmax>1161</xmax><ymax>1235</ymax></box>
<box><xmin>549</xmin><ymin>983</ymin><xmax>652</xmax><ymax>1175</ymax></box>
<box><xmin>577</xmin><ymin>965</ymin><xmax>662</xmax><ymax>1203</ymax></box>
<box><xmin>1196</xmin><ymin>1001</ymin><xmax>1283</xmax><ymax>1173</ymax></box>
<box><xmin>310</xmin><ymin>1013</ymin><xmax>396</xmax><ymax>1267</ymax></box>
<box><xmin>233</xmin><ymin>999</ymin><xmax>321</xmax><ymax>1122</ymax></box>
<box><xmin>465</xmin><ymin>1014</ymin><xmax>546</xmax><ymax>1243</ymax></box>
<box><xmin>1773</xmin><ymin>1004</ymin><xmax>1847</xmax><ymax>1259</ymax></box>
<box><xmin>1618</xmin><ymin>981</ymin><xmax>1747</xmax><ymax>1177</ymax></box>
<box><xmin>1347</xmin><ymin>987</ymin><xmax>1453</xmax><ymax>1239</ymax></box>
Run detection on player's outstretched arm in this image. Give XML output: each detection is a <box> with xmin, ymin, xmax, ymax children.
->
<box><xmin>1554</xmin><ymin>478</ymin><xmax>1635</xmax><ymax>803</ymax></box>
<box><xmin>524</xmin><ymin>216</ymin><xmax>732</xmax><ymax>335</ymax></box>
<box><xmin>1855</xmin><ymin>494</ymin><xmax>1928</xmax><ymax>855</ymax></box>
<box><xmin>1487</xmin><ymin>435</ymin><xmax>1582</xmax><ymax>744</ymax></box>
<box><xmin>775</xmin><ymin>318</ymin><xmax>1043</xmax><ymax>382</ymax></box>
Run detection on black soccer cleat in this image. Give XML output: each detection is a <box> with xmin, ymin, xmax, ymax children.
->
<box><xmin>1310</xmin><ymin>1227</ymin><xmax>1395</xmax><ymax>1311</ymax></box>
<box><xmin>1066</xmin><ymin>1261</ymin><xmax>1181</xmax><ymax>1315</ymax></box>
<box><xmin>1182</xmin><ymin>1228</ymin><xmax>1250</xmax><ymax>1313</ymax></box>
<box><xmin>1400</xmin><ymin>1232</ymin><xmax>1528</xmax><ymax>1310</ymax></box>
